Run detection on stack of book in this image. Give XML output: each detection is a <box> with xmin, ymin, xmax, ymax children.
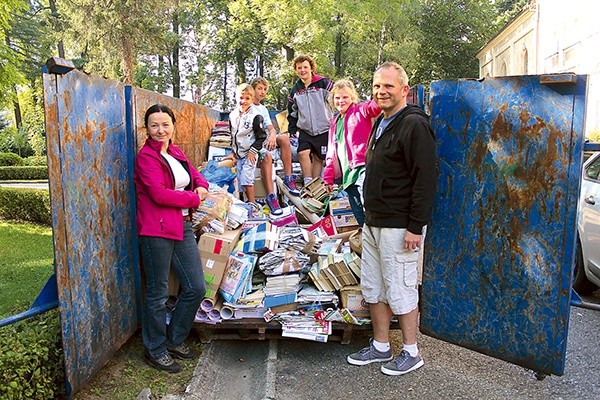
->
<box><xmin>309</xmin><ymin>254</ymin><xmax>359</xmax><ymax>292</ymax></box>
<box><xmin>263</xmin><ymin>273</ymin><xmax>301</xmax><ymax>307</ymax></box>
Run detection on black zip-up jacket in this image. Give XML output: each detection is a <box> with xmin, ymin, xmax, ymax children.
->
<box><xmin>363</xmin><ymin>104</ymin><xmax>437</xmax><ymax>234</ymax></box>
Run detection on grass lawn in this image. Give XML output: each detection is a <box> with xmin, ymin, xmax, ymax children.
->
<box><xmin>0</xmin><ymin>220</ymin><xmax>197</xmax><ymax>398</ymax></box>
<box><xmin>0</xmin><ymin>221</ymin><xmax>54</xmax><ymax>317</ymax></box>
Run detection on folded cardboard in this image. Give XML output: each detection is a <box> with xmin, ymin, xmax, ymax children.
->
<box><xmin>340</xmin><ymin>285</ymin><xmax>370</xmax><ymax>317</ymax></box>
<box><xmin>307</xmin><ymin>215</ymin><xmax>337</xmax><ymax>237</ymax></box>
<box><xmin>198</xmin><ymin>228</ymin><xmax>243</xmax><ymax>300</ymax></box>
<box><xmin>208</xmin><ymin>145</ymin><xmax>232</xmax><ymax>162</ymax></box>
<box><xmin>329</xmin><ymin>197</ymin><xmax>353</xmax><ymax>216</ymax></box>
<box><xmin>332</xmin><ymin>212</ymin><xmax>359</xmax><ymax>228</ymax></box>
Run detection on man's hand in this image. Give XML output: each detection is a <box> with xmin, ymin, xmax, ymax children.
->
<box><xmin>404</xmin><ymin>231</ymin><xmax>421</xmax><ymax>250</ymax></box>
<box><xmin>265</xmin><ymin>132</ymin><xmax>277</xmax><ymax>151</ymax></box>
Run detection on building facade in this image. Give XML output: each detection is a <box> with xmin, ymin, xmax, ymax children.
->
<box><xmin>476</xmin><ymin>0</ymin><xmax>600</xmax><ymax>136</ymax></box>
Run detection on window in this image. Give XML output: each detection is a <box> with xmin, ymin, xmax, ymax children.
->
<box><xmin>586</xmin><ymin>156</ymin><xmax>600</xmax><ymax>181</ymax></box>
<box><xmin>522</xmin><ymin>47</ymin><xmax>529</xmax><ymax>75</ymax></box>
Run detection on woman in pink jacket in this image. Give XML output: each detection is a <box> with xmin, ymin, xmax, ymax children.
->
<box><xmin>134</xmin><ymin>104</ymin><xmax>209</xmax><ymax>373</ymax></box>
<box><xmin>323</xmin><ymin>79</ymin><xmax>381</xmax><ymax>226</ymax></box>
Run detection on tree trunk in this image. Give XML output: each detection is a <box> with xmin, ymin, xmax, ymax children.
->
<box><xmin>334</xmin><ymin>14</ymin><xmax>343</xmax><ymax>76</ymax></box>
<box><xmin>158</xmin><ymin>56</ymin><xmax>165</xmax><ymax>93</ymax></box>
<box><xmin>378</xmin><ymin>20</ymin><xmax>386</xmax><ymax>66</ymax></box>
<box><xmin>12</xmin><ymin>87</ymin><xmax>22</xmax><ymax>130</ymax></box>
<box><xmin>257</xmin><ymin>55</ymin><xmax>264</xmax><ymax>77</ymax></box>
<box><xmin>236</xmin><ymin>51</ymin><xmax>246</xmax><ymax>83</ymax></box>
<box><xmin>283</xmin><ymin>45</ymin><xmax>294</xmax><ymax>62</ymax></box>
<box><xmin>48</xmin><ymin>0</ymin><xmax>65</xmax><ymax>58</ymax></box>
<box><xmin>222</xmin><ymin>61</ymin><xmax>228</xmax><ymax>110</ymax></box>
<box><xmin>171</xmin><ymin>3</ymin><xmax>181</xmax><ymax>98</ymax></box>
<box><xmin>121</xmin><ymin>35</ymin><xmax>134</xmax><ymax>85</ymax></box>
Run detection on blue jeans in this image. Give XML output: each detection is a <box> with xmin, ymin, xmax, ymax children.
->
<box><xmin>139</xmin><ymin>221</ymin><xmax>205</xmax><ymax>357</ymax></box>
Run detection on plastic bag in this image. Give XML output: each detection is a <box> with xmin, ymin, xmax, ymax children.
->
<box><xmin>200</xmin><ymin>160</ymin><xmax>237</xmax><ymax>193</ymax></box>
<box><xmin>192</xmin><ymin>187</ymin><xmax>232</xmax><ymax>234</ymax></box>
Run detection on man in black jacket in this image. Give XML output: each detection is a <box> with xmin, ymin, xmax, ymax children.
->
<box><xmin>347</xmin><ymin>62</ymin><xmax>437</xmax><ymax>376</ymax></box>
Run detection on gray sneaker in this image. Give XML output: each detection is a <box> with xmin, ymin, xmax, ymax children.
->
<box><xmin>347</xmin><ymin>339</ymin><xmax>393</xmax><ymax>366</ymax></box>
<box><xmin>380</xmin><ymin>350</ymin><xmax>424</xmax><ymax>376</ymax></box>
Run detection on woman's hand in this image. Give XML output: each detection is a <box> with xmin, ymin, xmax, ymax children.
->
<box><xmin>195</xmin><ymin>186</ymin><xmax>209</xmax><ymax>201</ymax></box>
<box><xmin>247</xmin><ymin>152</ymin><xmax>257</xmax><ymax>165</ymax></box>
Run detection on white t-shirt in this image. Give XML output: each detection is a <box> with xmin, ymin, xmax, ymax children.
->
<box><xmin>162</xmin><ymin>152</ymin><xmax>191</xmax><ymax>216</ymax></box>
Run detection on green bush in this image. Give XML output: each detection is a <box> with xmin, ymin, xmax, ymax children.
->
<box><xmin>0</xmin><ymin>153</ymin><xmax>24</xmax><ymax>167</ymax></box>
<box><xmin>0</xmin><ymin>188</ymin><xmax>51</xmax><ymax>226</ymax></box>
<box><xmin>0</xmin><ymin>166</ymin><xmax>48</xmax><ymax>180</ymax></box>
<box><xmin>22</xmin><ymin>156</ymin><xmax>47</xmax><ymax>166</ymax></box>
<box><xmin>0</xmin><ymin>309</ymin><xmax>65</xmax><ymax>399</ymax></box>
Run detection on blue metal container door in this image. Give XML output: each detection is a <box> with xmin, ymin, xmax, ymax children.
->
<box><xmin>421</xmin><ymin>75</ymin><xmax>587</xmax><ymax>376</ymax></box>
<box><xmin>43</xmin><ymin>70</ymin><xmax>140</xmax><ymax>394</ymax></box>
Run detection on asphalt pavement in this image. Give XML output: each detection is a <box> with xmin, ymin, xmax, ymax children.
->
<box><xmin>174</xmin><ymin>294</ymin><xmax>600</xmax><ymax>400</ymax></box>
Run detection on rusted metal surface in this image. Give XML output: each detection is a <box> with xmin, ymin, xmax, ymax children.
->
<box><xmin>131</xmin><ymin>87</ymin><xmax>218</xmax><ymax>168</ymax></box>
<box><xmin>43</xmin><ymin>70</ymin><xmax>140</xmax><ymax>394</ymax></box>
<box><xmin>43</xmin><ymin>70</ymin><xmax>220</xmax><ymax>394</ymax></box>
<box><xmin>421</xmin><ymin>75</ymin><xmax>587</xmax><ymax>376</ymax></box>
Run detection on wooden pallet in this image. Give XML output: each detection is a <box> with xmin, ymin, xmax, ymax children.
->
<box><xmin>194</xmin><ymin>319</ymin><xmax>400</xmax><ymax>345</ymax></box>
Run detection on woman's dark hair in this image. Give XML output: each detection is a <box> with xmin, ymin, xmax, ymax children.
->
<box><xmin>144</xmin><ymin>104</ymin><xmax>176</xmax><ymax>128</ymax></box>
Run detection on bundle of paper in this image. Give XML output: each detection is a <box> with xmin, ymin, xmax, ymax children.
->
<box><xmin>280</xmin><ymin>319</ymin><xmax>332</xmax><ymax>342</ymax></box>
<box><xmin>278</xmin><ymin>226</ymin><xmax>322</xmax><ymax>254</ymax></box>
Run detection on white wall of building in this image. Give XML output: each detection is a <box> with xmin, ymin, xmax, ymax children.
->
<box><xmin>477</xmin><ymin>0</ymin><xmax>600</xmax><ymax>136</ymax></box>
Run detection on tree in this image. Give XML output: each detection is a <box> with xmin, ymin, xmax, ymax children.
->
<box><xmin>409</xmin><ymin>0</ymin><xmax>498</xmax><ymax>83</ymax></box>
<box><xmin>0</xmin><ymin>0</ymin><xmax>27</xmax><ymax>114</ymax></box>
<box><xmin>59</xmin><ymin>0</ymin><xmax>171</xmax><ymax>84</ymax></box>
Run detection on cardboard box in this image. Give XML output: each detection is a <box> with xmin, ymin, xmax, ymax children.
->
<box><xmin>270</xmin><ymin>206</ymin><xmax>298</xmax><ymax>227</ymax></box>
<box><xmin>241</xmin><ymin>222</ymin><xmax>279</xmax><ymax>253</ymax></box>
<box><xmin>340</xmin><ymin>285</ymin><xmax>370</xmax><ymax>317</ymax></box>
<box><xmin>329</xmin><ymin>197</ymin><xmax>353</xmax><ymax>216</ymax></box>
<box><xmin>332</xmin><ymin>212</ymin><xmax>359</xmax><ymax>228</ymax></box>
<box><xmin>198</xmin><ymin>228</ymin><xmax>243</xmax><ymax>300</ymax></box>
<box><xmin>208</xmin><ymin>146</ymin><xmax>232</xmax><ymax>162</ymax></box>
<box><xmin>307</xmin><ymin>215</ymin><xmax>337</xmax><ymax>237</ymax></box>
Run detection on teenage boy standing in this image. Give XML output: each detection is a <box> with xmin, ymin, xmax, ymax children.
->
<box><xmin>287</xmin><ymin>55</ymin><xmax>333</xmax><ymax>186</ymax></box>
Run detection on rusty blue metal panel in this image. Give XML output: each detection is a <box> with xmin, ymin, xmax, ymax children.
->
<box><xmin>43</xmin><ymin>70</ymin><xmax>140</xmax><ymax>394</ymax></box>
<box><xmin>421</xmin><ymin>75</ymin><xmax>587</xmax><ymax>376</ymax></box>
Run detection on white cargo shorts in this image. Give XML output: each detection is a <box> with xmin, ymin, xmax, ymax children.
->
<box><xmin>360</xmin><ymin>225</ymin><xmax>425</xmax><ymax>315</ymax></box>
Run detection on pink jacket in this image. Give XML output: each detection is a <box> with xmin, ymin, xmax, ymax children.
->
<box><xmin>322</xmin><ymin>99</ymin><xmax>381</xmax><ymax>185</ymax></box>
<box><xmin>134</xmin><ymin>138</ymin><xmax>209</xmax><ymax>240</ymax></box>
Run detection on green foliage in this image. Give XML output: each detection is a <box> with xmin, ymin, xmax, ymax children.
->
<box><xmin>0</xmin><ymin>221</ymin><xmax>60</xmax><ymax>398</ymax></box>
<box><xmin>17</xmin><ymin>86</ymin><xmax>46</xmax><ymax>157</ymax></box>
<box><xmin>587</xmin><ymin>129</ymin><xmax>600</xmax><ymax>143</ymax></box>
<box><xmin>22</xmin><ymin>156</ymin><xmax>47</xmax><ymax>166</ymax></box>
<box><xmin>0</xmin><ymin>126</ymin><xmax>34</xmax><ymax>158</ymax></box>
<box><xmin>0</xmin><ymin>0</ymin><xmax>27</xmax><ymax>108</ymax></box>
<box><xmin>0</xmin><ymin>152</ymin><xmax>23</xmax><ymax>166</ymax></box>
<box><xmin>0</xmin><ymin>221</ymin><xmax>54</xmax><ymax>317</ymax></box>
<box><xmin>409</xmin><ymin>0</ymin><xmax>498</xmax><ymax>83</ymax></box>
<box><xmin>0</xmin><ymin>166</ymin><xmax>48</xmax><ymax>180</ymax></box>
<box><xmin>0</xmin><ymin>188</ymin><xmax>51</xmax><ymax>226</ymax></box>
<box><xmin>0</xmin><ymin>310</ymin><xmax>65</xmax><ymax>400</ymax></box>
